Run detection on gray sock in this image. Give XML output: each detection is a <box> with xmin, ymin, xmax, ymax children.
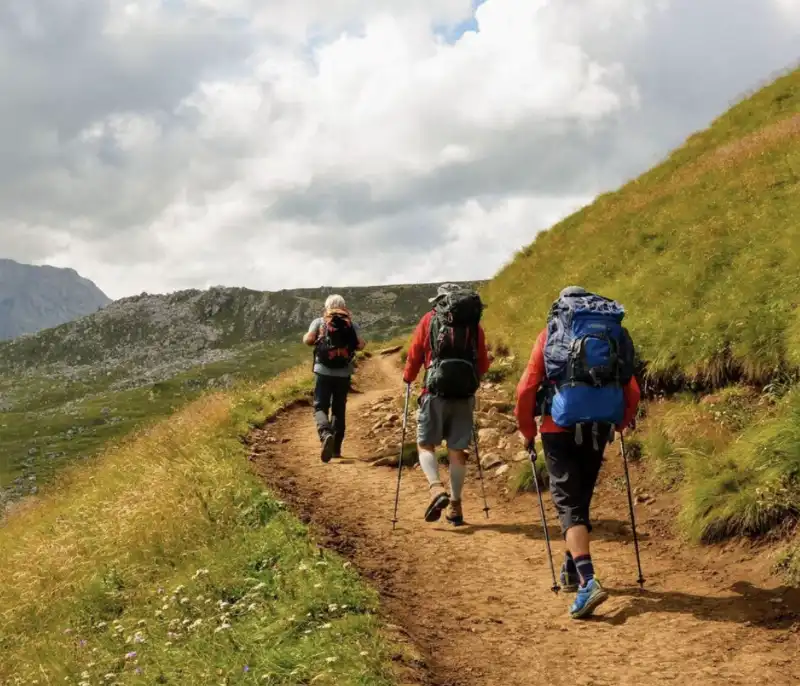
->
<box><xmin>418</xmin><ymin>449</ymin><xmax>441</xmax><ymax>487</ymax></box>
<box><xmin>449</xmin><ymin>462</ymin><xmax>466</xmax><ymax>501</ymax></box>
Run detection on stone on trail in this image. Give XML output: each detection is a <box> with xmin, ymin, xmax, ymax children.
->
<box><xmin>377</xmin><ymin>345</ymin><xmax>403</xmax><ymax>356</ymax></box>
<box><xmin>480</xmin><ymin>454</ymin><xmax>504</xmax><ymax>470</ymax></box>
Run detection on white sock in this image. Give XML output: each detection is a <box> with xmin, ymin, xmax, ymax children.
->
<box><xmin>449</xmin><ymin>462</ymin><xmax>466</xmax><ymax>501</ymax></box>
<box><xmin>418</xmin><ymin>449</ymin><xmax>441</xmax><ymax>487</ymax></box>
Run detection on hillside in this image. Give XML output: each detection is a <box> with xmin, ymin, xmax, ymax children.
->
<box><xmin>482</xmin><ymin>67</ymin><xmax>799</xmax><ymax>387</ymax></box>
<box><xmin>481</xmin><ymin>67</ymin><xmax>800</xmax><ymax>573</ymax></box>
<box><xmin>0</xmin><ymin>259</ymin><xmax>111</xmax><ymax>341</ymax></box>
<box><xmin>0</xmin><ymin>280</ymin><xmax>479</xmax><ymax>508</ymax></box>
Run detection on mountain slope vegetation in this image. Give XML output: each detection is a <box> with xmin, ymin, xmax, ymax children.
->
<box><xmin>482</xmin><ymin>66</ymin><xmax>800</xmax><ymax>573</ymax></box>
<box><xmin>483</xmin><ymin>67</ymin><xmax>799</xmax><ymax>387</ymax></box>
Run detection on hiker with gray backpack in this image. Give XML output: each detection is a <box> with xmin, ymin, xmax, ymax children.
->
<box><xmin>303</xmin><ymin>294</ymin><xmax>366</xmax><ymax>462</ymax></box>
<box><xmin>400</xmin><ymin>284</ymin><xmax>491</xmax><ymax>525</ymax></box>
<box><xmin>515</xmin><ymin>286</ymin><xmax>641</xmax><ymax>619</ymax></box>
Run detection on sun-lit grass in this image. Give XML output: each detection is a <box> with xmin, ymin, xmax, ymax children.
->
<box><xmin>0</xmin><ymin>367</ymin><xmax>401</xmax><ymax>685</ymax></box>
<box><xmin>481</xmin><ymin>68</ymin><xmax>800</xmax><ymax>388</ymax></box>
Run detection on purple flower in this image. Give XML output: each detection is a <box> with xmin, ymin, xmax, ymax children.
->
<box><xmin>79</xmin><ymin>639</ymin><xmax>87</xmax><ymax>648</ymax></box>
<box><xmin>135</xmin><ymin>667</ymin><xmax>143</xmax><ymax>675</ymax></box>
<box><xmin>125</xmin><ymin>651</ymin><xmax>137</xmax><ymax>660</ymax></box>
<box><xmin>243</xmin><ymin>665</ymin><xmax>250</xmax><ymax>673</ymax></box>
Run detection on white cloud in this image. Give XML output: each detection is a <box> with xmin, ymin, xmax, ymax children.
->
<box><xmin>0</xmin><ymin>0</ymin><xmax>798</xmax><ymax>299</ymax></box>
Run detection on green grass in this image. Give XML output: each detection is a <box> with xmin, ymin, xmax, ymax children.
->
<box><xmin>0</xmin><ymin>366</ymin><xmax>404</xmax><ymax>685</ymax></box>
<box><xmin>479</xmin><ymin>67</ymin><xmax>800</xmax><ymax>562</ymax></box>
<box><xmin>0</xmin><ymin>342</ymin><xmax>308</xmax><ymax>492</ymax></box>
<box><xmin>482</xmin><ymin>68</ymin><xmax>800</xmax><ymax>387</ymax></box>
<box><xmin>680</xmin><ymin>388</ymin><xmax>800</xmax><ymax>542</ymax></box>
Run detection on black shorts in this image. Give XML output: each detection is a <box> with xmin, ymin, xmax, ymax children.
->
<box><xmin>541</xmin><ymin>426</ymin><xmax>608</xmax><ymax>536</ymax></box>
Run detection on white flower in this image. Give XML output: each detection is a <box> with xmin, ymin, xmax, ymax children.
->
<box><xmin>325</xmin><ymin>656</ymin><xmax>338</xmax><ymax>664</ymax></box>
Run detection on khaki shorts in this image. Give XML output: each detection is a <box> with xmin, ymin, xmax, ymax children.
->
<box><xmin>416</xmin><ymin>394</ymin><xmax>475</xmax><ymax>451</ymax></box>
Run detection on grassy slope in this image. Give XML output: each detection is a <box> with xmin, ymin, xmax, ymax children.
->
<box><xmin>483</xmin><ymin>68</ymin><xmax>799</xmax><ymax>385</ymax></box>
<box><xmin>481</xmin><ymin>68</ymin><xmax>800</xmax><ymax>571</ymax></box>
<box><xmin>0</xmin><ymin>366</ymin><xmax>404</xmax><ymax>685</ymax></box>
<box><xmin>0</xmin><ymin>342</ymin><xmax>309</xmax><ymax>492</ymax></box>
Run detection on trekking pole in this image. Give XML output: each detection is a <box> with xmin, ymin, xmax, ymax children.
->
<box><xmin>528</xmin><ymin>443</ymin><xmax>560</xmax><ymax>594</ymax></box>
<box><xmin>471</xmin><ymin>426</ymin><xmax>491</xmax><ymax>519</ymax></box>
<box><xmin>620</xmin><ymin>433</ymin><xmax>646</xmax><ymax>588</ymax></box>
<box><xmin>391</xmin><ymin>383</ymin><xmax>412</xmax><ymax>530</ymax></box>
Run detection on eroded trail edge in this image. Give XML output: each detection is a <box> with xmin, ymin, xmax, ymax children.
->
<box><xmin>249</xmin><ymin>355</ymin><xmax>799</xmax><ymax>686</ymax></box>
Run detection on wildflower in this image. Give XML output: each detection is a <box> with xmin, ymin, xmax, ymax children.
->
<box><xmin>297</xmin><ymin>562</ymin><xmax>309</xmax><ymax>572</ymax></box>
<box><xmin>191</xmin><ymin>568</ymin><xmax>209</xmax><ymax>580</ymax></box>
<box><xmin>243</xmin><ymin>666</ymin><xmax>250</xmax><ymax>673</ymax></box>
<box><xmin>162</xmin><ymin>604</ymin><xmax>169</xmax><ymax>611</ymax></box>
<box><xmin>325</xmin><ymin>657</ymin><xmax>338</xmax><ymax>664</ymax></box>
<box><xmin>189</xmin><ymin>619</ymin><xmax>203</xmax><ymax>630</ymax></box>
<box><xmin>135</xmin><ymin>668</ymin><xmax>143</xmax><ymax>675</ymax></box>
<box><xmin>327</xmin><ymin>604</ymin><xmax>338</xmax><ymax>613</ymax></box>
<box><xmin>157</xmin><ymin>587</ymin><xmax>164</xmax><ymax>594</ymax></box>
<box><xmin>137</xmin><ymin>620</ymin><xmax>146</xmax><ymax>627</ymax></box>
<box><xmin>95</xmin><ymin>621</ymin><xmax>108</xmax><ymax>629</ymax></box>
<box><xmin>320</xmin><ymin>623</ymin><xmax>332</xmax><ymax>630</ymax></box>
<box><xmin>133</xmin><ymin>632</ymin><xmax>146</xmax><ymax>644</ymax></box>
<box><xmin>360</xmin><ymin>651</ymin><xmax>368</xmax><ymax>657</ymax></box>
<box><xmin>247</xmin><ymin>603</ymin><xmax>257</xmax><ymax>612</ymax></box>
<box><xmin>104</xmin><ymin>674</ymin><xmax>116</xmax><ymax>681</ymax></box>
<box><xmin>196</xmin><ymin>595</ymin><xmax>205</xmax><ymax>603</ymax></box>
<box><xmin>125</xmin><ymin>651</ymin><xmax>137</xmax><ymax>660</ymax></box>
<box><xmin>155</xmin><ymin>610</ymin><xmax>164</xmax><ymax>618</ymax></box>
<box><xmin>253</xmin><ymin>582</ymin><xmax>266</xmax><ymax>591</ymax></box>
<box><xmin>173</xmin><ymin>585</ymin><xmax>185</xmax><ymax>595</ymax></box>
<box><xmin>214</xmin><ymin>623</ymin><xmax>231</xmax><ymax>633</ymax></box>
<box><xmin>218</xmin><ymin>601</ymin><xmax>230</xmax><ymax>610</ymax></box>
<box><xmin>79</xmin><ymin>639</ymin><xmax>87</xmax><ymax>648</ymax></box>
<box><xmin>180</xmin><ymin>597</ymin><xmax>190</xmax><ymax>605</ymax></box>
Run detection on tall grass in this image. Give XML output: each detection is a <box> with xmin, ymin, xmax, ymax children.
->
<box><xmin>0</xmin><ymin>368</ymin><xmax>400</xmax><ymax>685</ymax></box>
<box><xmin>680</xmin><ymin>389</ymin><xmax>800</xmax><ymax>542</ymax></box>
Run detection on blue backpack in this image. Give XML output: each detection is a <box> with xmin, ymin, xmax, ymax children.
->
<box><xmin>540</xmin><ymin>291</ymin><xmax>635</xmax><ymax>430</ymax></box>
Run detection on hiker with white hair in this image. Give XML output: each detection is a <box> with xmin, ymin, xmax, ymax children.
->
<box><xmin>303</xmin><ymin>294</ymin><xmax>366</xmax><ymax>462</ymax></box>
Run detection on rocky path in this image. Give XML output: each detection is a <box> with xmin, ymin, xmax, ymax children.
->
<box><xmin>249</xmin><ymin>353</ymin><xmax>800</xmax><ymax>686</ymax></box>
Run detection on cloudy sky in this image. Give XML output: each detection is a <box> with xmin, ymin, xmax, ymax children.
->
<box><xmin>1</xmin><ymin>0</ymin><xmax>798</xmax><ymax>299</ymax></box>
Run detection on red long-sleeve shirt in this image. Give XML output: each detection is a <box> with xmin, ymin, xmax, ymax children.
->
<box><xmin>515</xmin><ymin>329</ymin><xmax>641</xmax><ymax>441</ymax></box>
<box><xmin>402</xmin><ymin>311</ymin><xmax>491</xmax><ymax>390</ymax></box>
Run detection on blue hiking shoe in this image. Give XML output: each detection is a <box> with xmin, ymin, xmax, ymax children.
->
<box><xmin>569</xmin><ymin>578</ymin><xmax>609</xmax><ymax>619</ymax></box>
<box><xmin>560</xmin><ymin>563</ymin><xmax>580</xmax><ymax>593</ymax></box>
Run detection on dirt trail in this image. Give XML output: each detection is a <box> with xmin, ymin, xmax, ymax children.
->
<box><xmin>250</xmin><ymin>355</ymin><xmax>800</xmax><ymax>686</ymax></box>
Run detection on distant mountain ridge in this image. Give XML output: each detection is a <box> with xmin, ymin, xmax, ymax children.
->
<box><xmin>0</xmin><ymin>259</ymin><xmax>111</xmax><ymax>341</ymax></box>
<box><xmin>0</xmin><ymin>281</ymin><xmax>484</xmax><ymax>385</ymax></box>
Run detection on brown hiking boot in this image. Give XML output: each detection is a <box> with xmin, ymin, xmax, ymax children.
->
<box><xmin>424</xmin><ymin>483</ymin><xmax>450</xmax><ymax>523</ymax></box>
<box><xmin>446</xmin><ymin>500</ymin><xmax>464</xmax><ymax>526</ymax></box>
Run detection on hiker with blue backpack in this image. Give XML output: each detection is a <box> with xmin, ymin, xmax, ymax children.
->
<box><xmin>515</xmin><ymin>286</ymin><xmax>641</xmax><ymax>619</ymax></box>
<box><xmin>304</xmin><ymin>295</ymin><xmax>366</xmax><ymax>463</ymax></box>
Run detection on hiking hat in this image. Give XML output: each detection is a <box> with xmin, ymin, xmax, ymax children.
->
<box><xmin>429</xmin><ymin>283</ymin><xmax>462</xmax><ymax>303</ymax></box>
<box><xmin>559</xmin><ymin>285</ymin><xmax>587</xmax><ymax>298</ymax></box>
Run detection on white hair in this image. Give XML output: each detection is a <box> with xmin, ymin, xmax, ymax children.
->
<box><xmin>324</xmin><ymin>294</ymin><xmax>347</xmax><ymax>310</ymax></box>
